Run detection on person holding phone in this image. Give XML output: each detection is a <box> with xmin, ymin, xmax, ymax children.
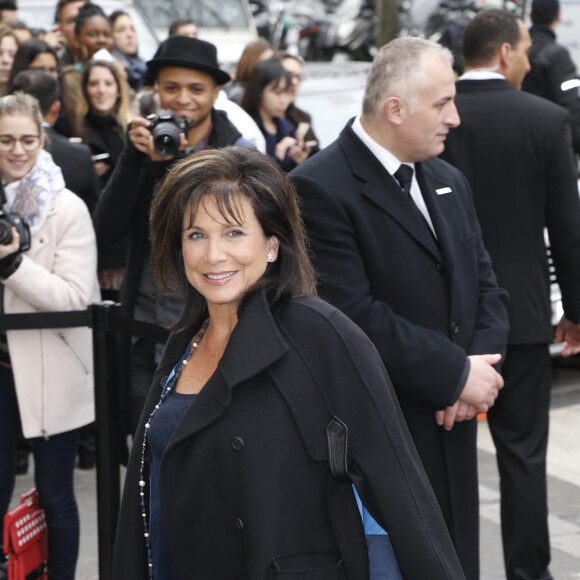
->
<box><xmin>81</xmin><ymin>59</ymin><xmax>133</xmax><ymax>189</ymax></box>
<box><xmin>242</xmin><ymin>58</ymin><xmax>315</xmax><ymax>172</ymax></box>
<box><xmin>81</xmin><ymin>59</ymin><xmax>133</xmax><ymax>300</ymax></box>
<box><xmin>277</xmin><ymin>51</ymin><xmax>321</xmax><ymax>156</ymax></box>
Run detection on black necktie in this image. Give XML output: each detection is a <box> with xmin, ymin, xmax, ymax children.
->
<box><xmin>394</xmin><ymin>164</ymin><xmax>414</xmax><ymax>197</ymax></box>
<box><xmin>393</xmin><ymin>163</ymin><xmax>438</xmax><ymax>241</ymax></box>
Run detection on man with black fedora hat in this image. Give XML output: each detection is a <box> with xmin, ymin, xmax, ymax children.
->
<box><xmin>522</xmin><ymin>0</ymin><xmax>580</xmax><ymax>155</ymax></box>
<box><xmin>93</xmin><ymin>35</ymin><xmax>254</xmax><ymax>437</ymax></box>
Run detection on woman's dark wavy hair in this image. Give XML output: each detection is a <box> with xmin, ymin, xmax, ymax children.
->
<box><xmin>241</xmin><ymin>58</ymin><xmax>292</xmax><ymax>115</ymax></box>
<box><xmin>150</xmin><ymin>146</ymin><xmax>317</xmax><ymax>332</ymax></box>
<box><xmin>8</xmin><ymin>39</ymin><xmax>58</xmax><ymax>88</ymax></box>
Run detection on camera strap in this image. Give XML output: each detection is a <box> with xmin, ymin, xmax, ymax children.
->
<box><xmin>193</xmin><ymin>122</ymin><xmax>213</xmax><ymax>152</ymax></box>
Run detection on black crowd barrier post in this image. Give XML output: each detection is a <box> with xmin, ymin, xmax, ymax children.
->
<box><xmin>91</xmin><ymin>301</ymin><xmax>121</xmax><ymax>580</ymax></box>
<box><xmin>1</xmin><ymin>304</ymin><xmax>169</xmax><ymax>578</ymax></box>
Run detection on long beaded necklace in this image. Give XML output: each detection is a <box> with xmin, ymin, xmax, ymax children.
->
<box><xmin>138</xmin><ymin>320</ymin><xmax>209</xmax><ymax>578</ymax></box>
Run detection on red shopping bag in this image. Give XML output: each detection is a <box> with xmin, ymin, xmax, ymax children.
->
<box><xmin>3</xmin><ymin>489</ymin><xmax>47</xmax><ymax>580</ymax></box>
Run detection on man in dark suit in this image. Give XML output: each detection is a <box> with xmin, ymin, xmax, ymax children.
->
<box><xmin>11</xmin><ymin>69</ymin><xmax>100</xmax><ymax>214</ymax></box>
<box><xmin>440</xmin><ymin>10</ymin><xmax>580</xmax><ymax>580</ymax></box>
<box><xmin>522</xmin><ymin>0</ymin><xmax>580</xmax><ymax>155</ymax></box>
<box><xmin>291</xmin><ymin>37</ymin><xmax>510</xmax><ymax>580</ymax></box>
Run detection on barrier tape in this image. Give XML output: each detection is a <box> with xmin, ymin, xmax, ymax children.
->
<box><xmin>0</xmin><ymin>304</ymin><xmax>169</xmax><ymax>344</ymax></box>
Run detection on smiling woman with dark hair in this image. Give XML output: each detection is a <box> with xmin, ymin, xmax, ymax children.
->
<box><xmin>112</xmin><ymin>145</ymin><xmax>465</xmax><ymax>580</ymax></box>
<box><xmin>8</xmin><ymin>38</ymin><xmax>59</xmax><ymax>89</ymax></box>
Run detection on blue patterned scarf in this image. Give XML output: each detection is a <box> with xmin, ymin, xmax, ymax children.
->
<box><xmin>3</xmin><ymin>149</ymin><xmax>66</xmax><ymax>235</ymax></box>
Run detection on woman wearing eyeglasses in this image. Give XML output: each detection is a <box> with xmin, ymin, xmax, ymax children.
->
<box><xmin>8</xmin><ymin>38</ymin><xmax>60</xmax><ymax>87</ymax></box>
<box><xmin>0</xmin><ymin>92</ymin><xmax>100</xmax><ymax>579</ymax></box>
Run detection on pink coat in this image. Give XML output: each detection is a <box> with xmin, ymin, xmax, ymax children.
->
<box><xmin>3</xmin><ymin>188</ymin><xmax>100</xmax><ymax>438</ymax></box>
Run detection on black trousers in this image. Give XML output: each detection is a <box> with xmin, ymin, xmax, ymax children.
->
<box><xmin>487</xmin><ymin>344</ymin><xmax>553</xmax><ymax>580</ymax></box>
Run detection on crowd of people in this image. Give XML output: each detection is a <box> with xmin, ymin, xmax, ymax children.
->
<box><xmin>0</xmin><ymin>0</ymin><xmax>579</xmax><ymax>579</ymax></box>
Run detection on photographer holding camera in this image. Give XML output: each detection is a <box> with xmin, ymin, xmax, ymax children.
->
<box><xmin>0</xmin><ymin>92</ymin><xmax>100</xmax><ymax>579</ymax></box>
<box><xmin>93</xmin><ymin>35</ymin><xmax>254</xmax><ymax>437</ymax></box>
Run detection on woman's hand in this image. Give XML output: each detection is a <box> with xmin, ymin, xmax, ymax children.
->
<box><xmin>0</xmin><ymin>228</ymin><xmax>20</xmax><ymax>259</ymax></box>
<box><xmin>92</xmin><ymin>160</ymin><xmax>111</xmax><ymax>177</ymax></box>
<box><xmin>287</xmin><ymin>142</ymin><xmax>311</xmax><ymax>166</ymax></box>
<box><xmin>274</xmin><ymin>136</ymin><xmax>298</xmax><ymax>162</ymax></box>
<box><xmin>43</xmin><ymin>25</ymin><xmax>65</xmax><ymax>51</ymax></box>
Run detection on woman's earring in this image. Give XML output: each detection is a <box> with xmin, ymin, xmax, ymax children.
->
<box><xmin>267</xmin><ymin>251</ymin><xmax>274</xmax><ymax>262</ymax></box>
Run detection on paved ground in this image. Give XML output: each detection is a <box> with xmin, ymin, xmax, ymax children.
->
<box><xmin>10</xmin><ymin>362</ymin><xmax>580</xmax><ymax>579</ymax></box>
<box><xmin>478</xmin><ymin>362</ymin><xmax>580</xmax><ymax>579</ymax></box>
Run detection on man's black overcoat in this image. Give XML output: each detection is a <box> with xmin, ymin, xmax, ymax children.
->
<box><xmin>291</xmin><ymin>122</ymin><xmax>509</xmax><ymax>579</ymax></box>
<box><xmin>441</xmin><ymin>78</ymin><xmax>580</xmax><ymax>341</ymax></box>
<box><xmin>440</xmin><ymin>78</ymin><xmax>580</xmax><ymax>577</ymax></box>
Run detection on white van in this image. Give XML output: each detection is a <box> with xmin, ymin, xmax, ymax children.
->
<box><xmin>133</xmin><ymin>0</ymin><xmax>258</xmax><ymax>65</ymax></box>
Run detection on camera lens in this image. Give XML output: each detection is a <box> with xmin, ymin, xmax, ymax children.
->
<box><xmin>0</xmin><ymin>218</ymin><xmax>12</xmax><ymax>244</ymax></box>
<box><xmin>152</xmin><ymin>122</ymin><xmax>182</xmax><ymax>156</ymax></box>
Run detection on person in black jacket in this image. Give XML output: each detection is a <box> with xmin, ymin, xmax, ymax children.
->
<box><xmin>522</xmin><ymin>0</ymin><xmax>580</xmax><ymax>157</ymax></box>
<box><xmin>241</xmin><ymin>59</ymin><xmax>312</xmax><ymax>172</ymax></box>
<box><xmin>80</xmin><ymin>59</ymin><xmax>134</xmax><ymax>301</ymax></box>
<box><xmin>291</xmin><ymin>37</ymin><xmax>509</xmax><ymax>580</ymax></box>
<box><xmin>277</xmin><ymin>51</ymin><xmax>320</xmax><ymax>155</ymax></box>
<box><xmin>81</xmin><ymin>59</ymin><xmax>133</xmax><ymax>189</ymax></box>
<box><xmin>112</xmin><ymin>145</ymin><xmax>465</xmax><ymax>580</ymax></box>
<box><xmin>93</xmin><ymin>35</ymin><xmax>254</xmax><ymax>437</ymax></box>
<box><xmin>440</xmin><ymin>10</ymin><xmax>580</xmax><ymax>580</ymax></box>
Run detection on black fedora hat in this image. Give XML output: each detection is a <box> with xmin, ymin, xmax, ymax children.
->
<box><xmin>146</xmin><ymin>36</ymin><xmax>231</xmax><ymax>85</ymax></box>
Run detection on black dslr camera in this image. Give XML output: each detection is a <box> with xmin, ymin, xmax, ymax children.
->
<box><xmin>0</xmin><ymin>183</ymin><xmax>31</xmax><ymax>252</ymax></box>
<box><xmin>147</xmin><ymin>110</ymin><xmax>189</xmax><ymax>156</ymax></box>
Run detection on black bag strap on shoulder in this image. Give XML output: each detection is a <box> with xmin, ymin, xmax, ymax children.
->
<box><xmin>267</xmin><ymin>327</ymin><xmax>351</xmax><ymax>483</ymax></box>
<box><xmin>326</xmin><ymin>417</ymin><xmax>350</xmax><ymax>482</ymax></box>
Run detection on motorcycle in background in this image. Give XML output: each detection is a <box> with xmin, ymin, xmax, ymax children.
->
<box><xmin>326</xmin><ymin>0</ymin><xmax>376</xmax><ymax>61</ymax></box>
<box><xmin>422</xmin><ymin>0</ymin><xmax>524</xmax><ymax>73</ymax></box>
<box><xmin>252</xmin><ymin>0</ymin><xmax>333</xmax><ymax>60</ymax></box>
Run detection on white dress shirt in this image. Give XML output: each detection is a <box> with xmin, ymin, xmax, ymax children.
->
<box><xmin>351</xmin><ymin>116</ymin><xmax>436</xmax><ymax>235</ymax></box>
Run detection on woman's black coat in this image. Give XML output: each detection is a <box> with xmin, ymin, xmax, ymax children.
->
<box><xmin>113</xmin><ymin>290</ymin><xmax>465</xmax><ymax>579</ymax></box>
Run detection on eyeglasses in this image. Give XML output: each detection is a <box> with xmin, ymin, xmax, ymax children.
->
<box><xmin>30</xmin><ymin>66</ymin><xmax>60</xmax><ymax>75</ymax></box>
<box><xmin>0</xmin><ymin>135</ymin><xmax>42</xmax><ymax>152</ymax></box>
